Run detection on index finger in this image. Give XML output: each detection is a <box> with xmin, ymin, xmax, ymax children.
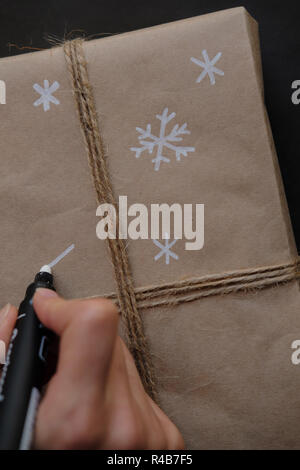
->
<box><xmin>33</xmin><ymin>291</ymin><xmax>120</xmax><ymax>384</ymax></box>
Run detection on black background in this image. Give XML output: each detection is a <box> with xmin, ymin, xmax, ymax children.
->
<box><xmin>0</xmin><ymin>0</ymin><xmax>300</xmax><ymax>249</ymax></box>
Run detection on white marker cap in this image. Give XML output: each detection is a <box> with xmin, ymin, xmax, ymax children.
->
<box><xmin>40</xmin><ymin>265</ymin><xmax>52</xmax><ymax>274</ymax></box>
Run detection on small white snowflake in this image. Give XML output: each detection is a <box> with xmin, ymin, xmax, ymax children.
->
<box><xmin>153</xmin><ymin>233</ymin><xmax>179</xmax><ymax>265</ymax></box>
<box><xmin>130</xmin><ymin>107</ymin><xmax>195</xmax><ymax>171</ymax></box>
<box><xmin>33</xmin><ymin>80</ymin><xmax>60</xmax><ymax>111</ymax></box>
<box><xmin>190</xmin><ymin>50</ymin><xmax>224</xmax><ymax>85</ymax></box>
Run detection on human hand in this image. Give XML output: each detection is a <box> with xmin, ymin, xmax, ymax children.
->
<box><xmin>22</xmin><ymin>290</ymin><xmax>184</xmax><ymax>450</ymax></box>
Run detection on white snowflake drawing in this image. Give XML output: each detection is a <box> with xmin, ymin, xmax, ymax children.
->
<box><xmin>153</xmin><ymin>233</ymin><xmax>179</xmax><ymax>265</ymax></box>
<box><xmin>190</xmin><ymin>50</ymin><xmax>224</xmax><ymax>85</ymax></box>
<box><xmin>130</xmin><ymin>107</ymin><xmax>195</xmax><ymax>171</ymax></box>
<box><xmin>33</xmin><ymin>80</ymin><xmax>60</xmax><ymax>111</ymax></box>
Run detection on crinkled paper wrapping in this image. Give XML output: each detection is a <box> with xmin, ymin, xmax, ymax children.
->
<box><xmin>0</xmin><ymin>7</ymin><xmax>300</xmax><ymax>449</ymax></box>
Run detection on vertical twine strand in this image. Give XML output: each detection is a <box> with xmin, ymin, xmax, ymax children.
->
<box><xmin>63</xmin><ymin>39</ymin><xmax>157</xmax><ymax>401</ymax></box>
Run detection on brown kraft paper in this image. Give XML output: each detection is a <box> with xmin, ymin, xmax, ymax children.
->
<box><xmin>0</xmin><ymin>7</ymin><xmax>300</xmax><ymax>449</ymax></box>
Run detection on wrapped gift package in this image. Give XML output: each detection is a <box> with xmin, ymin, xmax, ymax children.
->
<box><xmin>1</xmin><ymin>6</ymin><xmax>300</xmax><ymax>449</ymax></box>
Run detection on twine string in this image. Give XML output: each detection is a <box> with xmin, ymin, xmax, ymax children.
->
<box><xmin>63</xmin><ymin>39</ymin><xmax>157</xmax><ymax>400</ymax></box>
<box><xmin>98</xmin><ymin>260</ymin><xmax>300</xmax><ymax>309</ymax></box>
<box><xmin>63</xmin><ymin>38</ymin><xmax>300</xmax><ymax>403</ymax></box>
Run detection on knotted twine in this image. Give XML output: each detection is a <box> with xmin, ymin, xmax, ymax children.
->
<box><xmin>63</xmin><ymin>38</ymin><xmax>300</xmax><ymax>401</ymax></box>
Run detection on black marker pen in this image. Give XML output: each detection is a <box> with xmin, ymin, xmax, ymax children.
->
<box><xmin>0</xmin><ymin>265</ymin><xmax>55</xmax><ymax>450</ymax></box>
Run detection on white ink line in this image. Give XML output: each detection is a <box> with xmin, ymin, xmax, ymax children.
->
<box><xmin>48</xmin><ymin>243</ymin><xmax>75</xmax><ymax>268</ymax></box>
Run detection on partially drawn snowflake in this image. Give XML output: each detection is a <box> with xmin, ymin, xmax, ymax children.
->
<box><xmin>190</xmin><ymin>50</ymin><xmax>224</xmax><ymax>85</ymax></box>
<box><xmin>33</xmin><ymin>80</ymin><xmax>60</xmax><ymax>111</ymax></box>
<box><xmin>130</xmin><ymin>108</ymin><xmax>195</xmax><ymax>171</ymax></box>
<box><xmin>153</xmin><ymin>233</ymin><xmax>179</xmax><ymax>265</ymax></box>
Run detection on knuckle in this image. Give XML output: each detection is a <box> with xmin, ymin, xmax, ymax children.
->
<box><xmin>145</xmin><ymin>415</ymin><xmax>168</xmax><ymax>450</ymax></box>
<box><xmin>167</xmin><ymin>423</ymin><xmax>185</xmax><ymax>450</ymax></box>
<box><xmin>100</xmin><ymin>297</ymin><xmax>119</xmax><ymax>316</ymax></box>
<box><xmin>113</xmin><ymin>414</ymin><xmax>145</xmax><ymax>450</ymax></box>
<box><xmin>76</xmin><ymin>298</ymin><xmax>119</xmax><ymax>333</ymax></box>
<box><xmin>121</xmin><ymin>423</ymin><xmax>144</xmax><ymax>449</ymax></box>
<box><xmin>58</xmin><ymin>406</ymin><xmax>102</xmax><ymax>449</ymax></box>
<box><xmin>175</xmin><ymin>434</ymin><xmax>185</xmax><ymax>450</ymax></box>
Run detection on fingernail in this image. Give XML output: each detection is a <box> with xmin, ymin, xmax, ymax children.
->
<box><xmin>35</xmin><ymin>288</ymin><xmax>58</xmax><ymax>299</ymax></box>
<box><xmin>0</xmin><ymin>303</ymin><xmax>11</xmax><ymax>326</ymax></box>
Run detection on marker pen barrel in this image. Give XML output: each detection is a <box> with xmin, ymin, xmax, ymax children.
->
<box><xmin>0</xmin><ymin>267</ymin><xmax>55</xmax><ymax>450</ymax></box>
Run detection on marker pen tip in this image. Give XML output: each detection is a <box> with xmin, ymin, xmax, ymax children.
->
<box><xmin>39</xmin><ymin>265</ymin><xmax>52</xmax><ymax>274</ymax></box>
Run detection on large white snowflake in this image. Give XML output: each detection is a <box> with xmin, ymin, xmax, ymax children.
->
<box><xmin>130</xmin><ymin>108</ymin><xmax>195</xmax><ymax>171</ymax></box>
<box><xmin>33</xmin><ymin>80</ymin><xmax>60</xmax><ymax>111</ymax></box>
<box><xmin>190</xmin><ymin>50</ymin><xmax>224</xmax><ymax>85</ymax></box>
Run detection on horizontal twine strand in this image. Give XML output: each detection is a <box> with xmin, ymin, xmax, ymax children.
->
<box><xmin>88</xmin><ymin>259</ymin><xmax>300</xmax><ymax>310</ymax></box>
